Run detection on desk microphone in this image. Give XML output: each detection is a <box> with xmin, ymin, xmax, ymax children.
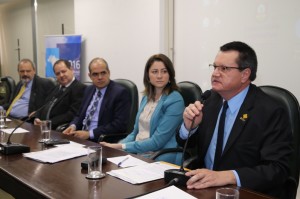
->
<box><xmin>0</xmin><ymin>88</ymin><xmax>61</xmax><ymax>155</ymax></box>
<box><xmin>164</xmin><ymin>90</ymin><xmax>211</xmax><ymax>186</ymax></box>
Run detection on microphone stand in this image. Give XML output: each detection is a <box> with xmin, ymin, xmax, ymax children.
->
<box><xmin>164</xmin><ymin>90</ymin><xmax>212</xmax><ymax>186</ymax></box>
<box><xmin>164</xmin><ymin>119</ymin><xmax>195</xmax><ymax>186</ymax></box>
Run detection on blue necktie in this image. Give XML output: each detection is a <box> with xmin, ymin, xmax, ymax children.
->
<box><xmin>83</xmin><ymin>90</ymin><xmax>102</xmax><ymax>130</ymax></box>
<box><xmin>213</xmin><ymin>101</ymin><xmax>228</xmax><ymax>170</ymax></box>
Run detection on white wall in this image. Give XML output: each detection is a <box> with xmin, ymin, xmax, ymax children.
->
<box><xmin>74</xmin><ymin>0</ymin><xmax>165</xmax><ymax>94</ymax></box>
<box><xmin>0</xmin><ymin>0</ymin><xmax>32</xmax><ymax>81</ymax></box>
<box><xmin>174</xmin><ymin>0</ymin><xmax>300</xmax><ymax>101</ymax></box>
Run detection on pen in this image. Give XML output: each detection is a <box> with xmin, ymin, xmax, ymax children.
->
<box><xmin>117</xmin><ymin>155</ymin><xmax>130</xmax><ymax>167</ymax></box>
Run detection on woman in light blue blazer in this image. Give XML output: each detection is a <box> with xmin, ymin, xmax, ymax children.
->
<box><xmin>101</xmin><ymin>54</ymin><xmax>184</xmax><ymax>164</ymax></box>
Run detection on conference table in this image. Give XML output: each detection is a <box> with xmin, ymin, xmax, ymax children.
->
<box><xmin>0</xmin><ymin>119</ymin><xmax>274</xmax><ymax>199</ymax></box>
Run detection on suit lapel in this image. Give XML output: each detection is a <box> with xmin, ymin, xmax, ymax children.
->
<box><xmin>222</xmin><ymin>85</ymin><xmax>256</xmax><ymax>156</ymax></box>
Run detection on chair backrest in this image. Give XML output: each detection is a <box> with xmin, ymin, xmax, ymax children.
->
<box><xmin>114</xmin><ymin>79</ymin><xmax>139</xmax><ymax>134</ymax></box>
<box><xmin>0</xmin><ymin>76</ymin><xmax>16</xmax><ymax>108</ymax></box>
<box><xmin>178</xmin><ymin>81</ymin><xmax>202</xmax><ymax>107</ymax></box>
<box><xmin>260</xmin><ymin>85</ymin><xmax>300</xmax><ymax>199</ymax></box>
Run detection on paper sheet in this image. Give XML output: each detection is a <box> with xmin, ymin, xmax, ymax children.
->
<box><xmin>23</xmin><ymin>144</ymin><xmax>87</xmax><ymax>163</ymax></box>
<box><xmin>1</xmin><ymin>128</ymin><xmax>29</xmax><ymax>134</ymax></box>
<box><xmin>107</xmin><ymin>155</ymin><xmax>147</xmax><ymax>167</ymax></box>
<box><xmin>107</xmin><ymin>162</ymin><xmax>179</xmax><ymax>184</ymax></box>
<box><xmin>136</xmin><ymin>185</ymin><xmax>196</xmax><ymax>199</ymax></box>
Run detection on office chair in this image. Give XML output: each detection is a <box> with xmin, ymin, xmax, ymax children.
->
<box><xmin>98</xmin><ymin>79</ymin><xmax>139</xmax><ymax>143</ymax></box>
<box><xmin>0</xmin><ymin>76</ymin><xmax>16</xmax><ymax>109</ymax></box>
<box><xmin>260</xmin><ymin>85</ymin><xmax>300</xmax><ymax>199</ymax></box>
<box><xmin>178</xmin><ymin>81</ymin><xmax>202</xmax><ymax>107</ymax></box>
<box><xmin>150</xmin><ymin>81</ymin><xmax>202</xmax><ymax>164</ymax></box>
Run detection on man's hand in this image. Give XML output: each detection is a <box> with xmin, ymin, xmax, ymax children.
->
<box><xmin>185</xmin><ymin>169</ymin><xmax>236</xmax><ymax>189</ymax></box>
<box><xmin>73</xmin><ymin>130</ymin><xmax>89</xmax><ymax>140</ymax></box>
<box><xmin>100</xmin><ymin>142</ymin><xmax>122</xmax><ymax>149</ymax></box>
<box><xmin>34</xmin><ymin>118</ymin><xmax>42</xmax><ymax>125</ymax></box>
<box><xmin>183</xmin><ymin>101</ymin><xmax>204</xmax><ymax>130</ymax></box>
<box><xmin>62</xmin><ymin>126</ymin><xmax>75</xmax><ymax>135</ymax></box>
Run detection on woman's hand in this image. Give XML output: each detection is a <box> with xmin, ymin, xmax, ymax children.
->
<box><xmin>100</xmin><ymin>142</ymin><xmax>122</xmax><ymax>149</ymax></box>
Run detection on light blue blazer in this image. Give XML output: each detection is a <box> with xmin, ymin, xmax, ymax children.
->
<box><xmin>121</xmin><ymin>90</ymin><xmax>185</xmax><ymax>165</ymax></box>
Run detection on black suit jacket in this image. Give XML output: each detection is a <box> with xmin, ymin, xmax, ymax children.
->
<box><xmin>36</xmin><ymin>79</ymin><xmax>86</xmax><ymax>129</ymax></box>
<box><xmin>71</xmin><ymin>80</ymin><xmax>131</xmax><ymax>142</ymax></box>
<box><xmin>177</xmin><ymin>84</ymin><xmax>292</xmax><ymax>198</ymax></box>
<box><xmin>10</xmin><ymin>75</ymin><xmax>56</xmax><ymax>118</ymax></box>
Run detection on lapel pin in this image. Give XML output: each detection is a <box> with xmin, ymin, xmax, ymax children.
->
<box><xmin>240</xmin><ymin>114</ymin><xmax>248</xmax><ymax>121</ymax></box>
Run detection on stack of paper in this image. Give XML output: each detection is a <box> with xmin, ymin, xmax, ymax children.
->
<box><xmin>136</xmin><ymin>185</ymin><xmax>196</xmax><ymax>199</ymax></box>
<box><xmin>107</xmin><ymin>162</ymin><xmax>179</xmax><ymax>184</ymax></box>
<box><xmin>23</xmin><ymin>144</ymin><xmax>87</xmax><ymax>163</ymax></box>
<box><xmin>107</xmin><ymin>155</ymin><xmax>147</xmax><ymax>167</ymax></box>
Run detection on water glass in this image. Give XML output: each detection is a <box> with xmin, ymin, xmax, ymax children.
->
<box><xmin>0</xmin><ymin>109</ymin><xmax>6</xmax><ymax>129</ymax></box>
<box><xmin>216</xmin><ymin>188</ymin><xmax>239</xmax><ymax>199</ymax></box>
<box><xmin>86</xmin><ymin>146</ymin><xmax>105</xmax><ymax>179</ymax></box>
<box><xmin>39</xmin><ymin>120</ymin><xmax>51</xmax><ymax>143</ymax></box>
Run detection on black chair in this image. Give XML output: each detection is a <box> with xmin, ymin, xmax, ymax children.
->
<box><xmin>0</xmin><ymin>76</ymin><xmax>16</xmax><ymax>109</ymax></box>
<box><xmin>98</xmin><ymin>79</ymin><xmax>139</xmax><ymax>143</ymax></box>
<box><xmin>178</xmin><ymin>81</ymin><xmax>202</xmax><ymax>107</ymax></box>
<box><xmin>150</xmin><ymin>81</ymin><xmax>202</xmax><ymax>164</ymax></box>
<box><xmin>260</xmin><ymin>85</ymin><xmax>300</xmax><ymax>199</ymax></box>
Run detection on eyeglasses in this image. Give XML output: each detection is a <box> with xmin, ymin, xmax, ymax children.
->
<box><xmin>209</xmin><ymin>64</ymin><xmax>244</xmax><ymax>73</ymax></box>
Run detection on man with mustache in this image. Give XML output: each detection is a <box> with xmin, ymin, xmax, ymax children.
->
<box><xmin>6</xmin><ymin>58</ymin><xmax>56</xmax><ymax>120</ymax></box>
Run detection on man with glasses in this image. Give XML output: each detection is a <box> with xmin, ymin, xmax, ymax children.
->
<box><xmin>63</xmin><ymin>57</ymin><xmax>131</xmax><ymax>142</ymax></box>
<box><xmin>177</xmin><ymin>41</ymin><xmax>292</xmax><ymax>198</ymax></box>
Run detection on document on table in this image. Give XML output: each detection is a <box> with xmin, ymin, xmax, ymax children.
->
<box><xmin>136</xmin><ymin>185</ymin><xmax>196</xmax><ymax>199</ymax></box>
<box><xmin>107</xmin><ymin>162</ymin><xmax>179</xmax><ymax>184</ymax></box>
<box><xmin>23</xmin><ymin>144</ymin><xmax>87</xmax><ymax>163</ymax></box>
<box><xmin>107</xmin><ymin>155</ymin><xmax>147</xmax><ymax>167</ymax></box>
<box><xmin>1</xmin><ymin>128</ymin><xmax>29</xmax><ymax>134</ymax></box>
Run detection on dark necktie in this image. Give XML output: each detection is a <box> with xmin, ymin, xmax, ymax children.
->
<box><xmin>213</xmin><ymin>101</ymin><xmax>228</xmax><ymax>170</ymax></box>
<box><xmin>83</xmin><ymin>90</ymin><xmax>102</xmax><ymax>130</ymax></box>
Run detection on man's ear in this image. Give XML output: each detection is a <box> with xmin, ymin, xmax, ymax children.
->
<box><xmin>241</xmin><ymin>68</ymin><xmax>251</xmax><ymax>83</ymax></box>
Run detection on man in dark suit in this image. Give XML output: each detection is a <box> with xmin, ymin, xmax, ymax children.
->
<box><xmin>34</xmin><ymin>59</ymin><xmax>86</xmax><ymax>129</ymax></box>
<box><xmin>177</xmin><ymin>41</ymin><xmax>292</xmax><ymax>198</ymax></box>
<box><xmin>6</xmin><ymin>58</ymin><xmax>56</xmax><ymax>120</ymax></box>
<box><xmin>63</xmin><ymin>57</ymin><xmax>131</xmax><ymax>142</ymax></box>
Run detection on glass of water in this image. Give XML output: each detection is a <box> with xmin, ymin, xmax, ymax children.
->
<box><xmin>39</xmin><ymin>120</ymin><xmax>51</xmax><ymax>143</ymax></box>
<box><xmin>0</xmin><ymin>108</ymin><xmax>6</xmax><ymax>129</ymax></box>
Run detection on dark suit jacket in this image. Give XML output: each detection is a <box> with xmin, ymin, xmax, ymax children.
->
<box><xmin>10</xmin><ymin>75</ymin><xmax>56</xmax><ymax>118</ymax></box>
<box><xmin>71</xmin><ymin>80</ymin><xmax>131</xmax><ymax>142</ymax></box>
<box><xmin>177</xmin><ymin>84</ymin><xmax>292</xmax><ymax>198</ymax></box>
<box><xmin>36</xmin><ymin>79</ymin><xmax>86</xmax><ymax>129</ymax></box>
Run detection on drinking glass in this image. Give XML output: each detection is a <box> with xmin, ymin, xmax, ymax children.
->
<box><xmin>86</xmin><ymin>146</ymin><xmax>105</xmax><ymax>179</ymax></box>
<box><xmin>39</xmin><ymin>120</ymin><xmax>51</xmax><ymax>143</ymax></box>
<box><xmin>216</xmin><ymin>188</ymin><xmax>239</xmax><ymax>199</ymax></box>
<box><xmin>0</xmin><ymin>108</ymin><xmax>6</xmax><ymax>129</ymax></box>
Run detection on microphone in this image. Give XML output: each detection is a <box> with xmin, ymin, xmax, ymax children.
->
<box><xmin>0</xmin><ymin>88</ymin><xmax>62</xmax><ymax>155</ymax></box>
<box><xmin>164</xmin><ymin>90</ymin><xmax>212</xmax><ymax>186</ymax></box>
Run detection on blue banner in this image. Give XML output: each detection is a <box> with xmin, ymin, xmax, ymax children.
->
<box><xmin>45</xmin><ymin>35</ymin><xmax>82</xmax><ymax>80</ymax></box>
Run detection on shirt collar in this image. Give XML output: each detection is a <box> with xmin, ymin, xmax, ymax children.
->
<box><xmin>227</xmin><ymin>85</ymin><xmax>249</xmax><ymax>114</ymax></box>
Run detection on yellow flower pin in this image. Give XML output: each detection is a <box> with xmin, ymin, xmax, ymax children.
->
<box><xmin>240</xmin><ymin>114</ymin><xmax>248</xmax><ymax>121</ymax></box>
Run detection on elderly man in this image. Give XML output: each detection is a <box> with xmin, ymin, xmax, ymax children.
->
<box><xmin>177</xmin><ymin>41</ymin><xmax>292</xmax><ymax>198</ymax></box>
<box><xmin>6</xmin><ymin>58</ymin><xmax>56</xmax><ymax>120</ymax></box>
<box><xmin>63</xmin><ymin>57</ymin><xmax>131</xmax><ymax>142</ymax></box>
<box><xmin>34</xmin><ymin>59</ymin><xmax>86</xmax><ymax>129</ymax></box>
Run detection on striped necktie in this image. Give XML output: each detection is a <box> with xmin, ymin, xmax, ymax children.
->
<box><xmin>83</xmin><ymin>90</ymin><xmax>102</xmax><ymax>130</ymax></box>
<box><xmin>213</xmin><ymin>101</ymin><xmax>228</xmax><ymax>170</ymax></box>
<box><xmin>6</xmin><ymin>83</ymin><xmax>26</xmax><ymax>116</ymax></box>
